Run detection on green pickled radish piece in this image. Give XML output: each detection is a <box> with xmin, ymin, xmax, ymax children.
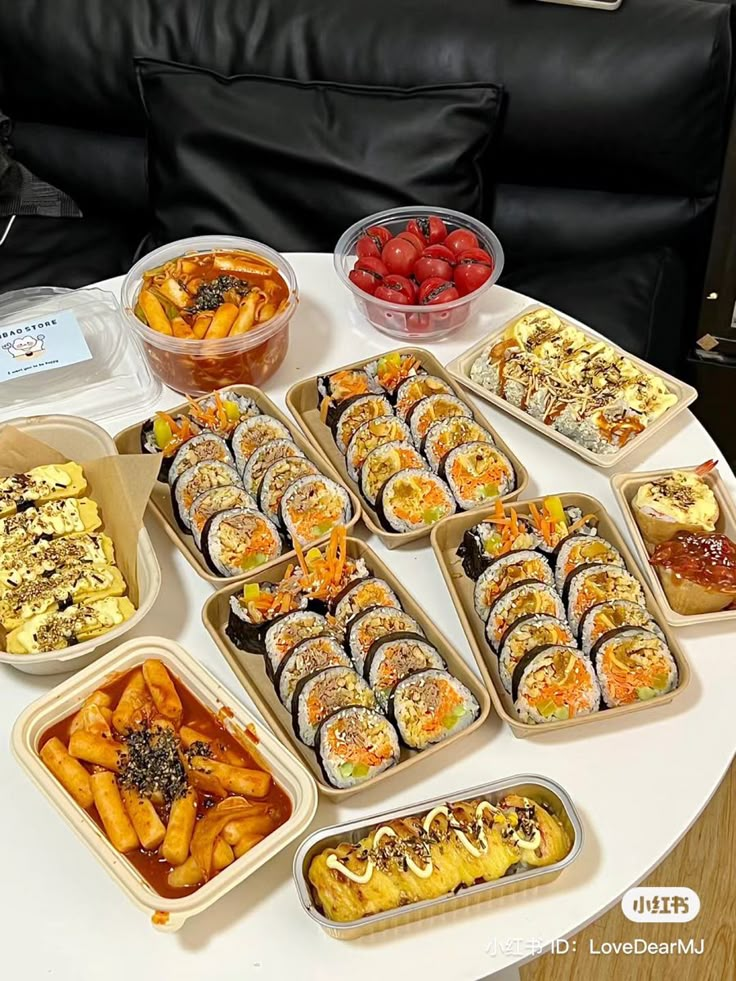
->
<box><xmin>442</xmin><ymin>705</ymin><xmax>466</xmax><ymax>729</ymax></box>
<box><xmin>538</xmin><ymin>699</ymin><xmax>557</xmax><ymax>718</ymax></box>
<box><xmin>315</xmin><ymin>520</ymin><xmax>334</xmax><ymax>535</ymax></box>
<box><xmin>352</xmin><ymin>763</ymin><xmax>370</xmax><ymax>778</ymax></box>
<box><xmin>241</xmin><ymin>552</ymin><xmax>269</xmax><ymax>571</ymax></box>
<box><xmin>223</xmin><ymin>400</ymin><xmax>241</xmax><ymax>421</ymax></box>
<box><xmin>637</xmin><ymin>686</ymin><xmax>657</xmax><ymax>700</ymax></box>
<box><xmin>423</xmin><ymin>506</ymin><xmax>444</xmax><ymax>525</ymax></box>
<box><xmin>243</xmin><ymin>583</ymin><xmax>260</xmax><ymax>602</ymax></box>
<box><xmin>480</xmin><ymin>483</ymin><xmax>499</xmax><ymax>499</ymax></box>
<box><xmin>553</xmin><ymin>705</ymin><xmax>570</xmax><ymax>721</ymax></box>
<box><xmin>153</xmin><ymin>417</ymin><xmax>173</xmax><ymax>449</ymax></box>
<box><xmin>339</xmin><ymin>762</ymin><xmax>354</xmax><ymax>777</ymax></box>
<box><xmin>484</xmin><ymin>531</ymin><xmax>502</xmax><ymax>554</ymax></box>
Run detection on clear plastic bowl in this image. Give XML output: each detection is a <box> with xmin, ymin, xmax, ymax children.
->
<box><xmin>334</xmin><ymin>206</ymin><xmax>504</xmax><ymax>342</ymax></box>
<box><xmin>121</xmin><ymin>236</ymin><xmax>299</xmax><ymax>395</ymax></box>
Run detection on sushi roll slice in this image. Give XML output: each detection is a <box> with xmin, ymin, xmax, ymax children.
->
<box><xmin>345</xmin><ymin>416</ymin><xmax>412</xmax><ymax>483</ymax></box>
<box><xmin>592</xmin><ymin>626</ymin><xmax>678</xmax><ymax>707</ymax></box>
<box><xmin>171</xmin><ymin>460</ymin><xmax>242</xmax><ymax>532</ymax></box>
<box><xmin>264</xmin><ymin>610</ymin><xmax>331</xmax><ymax>679</ymax></box>
<box><xmin>423</xmin><ymin>417</ymin><xmax>494</xmax><ymax>473</ymax></box>
<box><xmin>202</xmin><ymin>507</ymin><xmax>282</xmax><ymax>577</ymax></box>
<box><xmin>293</xmin><ymin>665</ymin><xmax>375</xmax><ymax>746</ymax></box>
<box><xmin>458</xmin><ymin>516</ymin><xmax>541</xmax><ymax>580</ymax></box>
<box><xmin>366</xmin><ymin>351</ymin><xmax>425</xmax><ymax>396</ymax></box>
<box><xmin>565</xmin><ymin>564</ymin><xmax>645</xmax><ymax>636</ymax></box>
<box><xmin>347</xmin><ymin>605</ymin><xmax>423</xmax><ymax>675</ymax></box>
<box><xmin>190</xmin><ymin>485</ymin><xmax>256</xmax><ymax>550</ymax></box>
<box><xmin>377</xmin><ymin>468</ymin><xmax>456</xmax><ymax>533</ymax></box>
<box><xmin>194</xmin><ymin>390</ymin><xmax>261</xmax><ymax>429</ymax></box>
<box><xmin>533</xmin><ymin>501</ymin><xmax>599</xmax><ymax>556</ymax></box>
<box><xmin>330</xmin><ymin>577</ymin><xmax>402</xmax><ymax>636</ymax></box>
<box><xmin>226</xmin><ymin>583</ymin><xmax>307</xmax><ymax>655</ymax></box>
<box><xmin>258</xmin><ymin>457</ymin><xmax>318</xmax><ymax>525</ymax></box>
<box><xmin>486</xmin><ymin>580</ymin><xmax>565</xmax><ymax>652</ymax></box>
<box><xmin>441</xmin><ymin>442</ymin><xmax>516</xmax><ymax>510</ymax></box>
<box><xmin>473</xmin><ymin>551</ymin><xmax>555</xmax><ymax>623</ymax></box>
<box><xmin>140</xmin><ymin>413</ymin><xmax>201</xmax><ymax>482</ymax></box>
<box><xmin>513</xmin><ymin>645</ymin><xmax>601</xmax><ymax>724</ymax></box>
<box><xmin>275</xmin><ymin>636</ymin><xmax>352</xmax><ymax>711</ymax></box>
<box><xmin>360</xmin><ymin>441</ymin><xmax>426</xmax><ymax>507</ymax></box>
<box><xmin>332</xmin><ymin>394</ymin><xmax>394</xmax><ymax>455</ymax></box>
<box><xmin>579</xmin><ymin>599</ymin><xmax>664</xmax><ymax>655</ymax></box>
<box><xmin>316</xmin><ymin>706</ymin><xmax>400</xmax><ymax>789</ymax></box>
<box><xmin>167</xmin><ymin>432</ymin><xmax>234</xmax><ymax>487</ymax></box>
<box><xmin>388</xmin><ymin>668</ymin><xmax>480</xmax><ymax>749</ymax></box>
<box><xmin>318</xmin><ymin>369</ymin><xmax>382</xmax><ymax>427</ymax></box>
<box><xmin>498</xmin><ymin>614</ymin><xmax>576</xmax><ymax>694</ymax></box>
<box><xmin>232</xmin><ymin>416</ymin><xmax>292</xmax><ymax>474</ymax></box>
<box><xmin>554</xmin><ymin>534</ymin><xmax>625</xmax><ymax>592</ymax></box>
<box><xmin>242</xmin><ymin>438</ymin><xmax>304</xmax><ymax>498</ymax></box>
<box><xmin>407</xmin><ymin>394</ymin><xmax>473</xmax><ymax>445</ymax></box>
<box><xmin>365</xmin><ymin>632</ymin><xmax>446</xmax><ymax>711</ymax></box>
<box><xmin>394</xmin><ymin>375</ymin><xmax>453</xmax><ymax>420</ymax></box>
<box><xmin>280</xmin><ymin>475</ymin><xmax>352</xmax><ymax>547</ymax></box>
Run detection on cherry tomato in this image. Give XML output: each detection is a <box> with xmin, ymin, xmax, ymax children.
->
<box><xmin>373</xmin><ymin>273</ymin><xmax>417</xmax><ymax>304</ymax></box>
<box><xmin>395</xmin><ymin>230</ymin><xmax>424</xmax><ymax>256</ymax></box>
<box><xmin>348</xmin><ymin>256</ymin><xmax>388</xmax><ymax>295</ymax></box>
<box><xmin>418</xmin><ymin>277</ymin><xmax>460</xmax><ymax>305</ymax></box>
<box><xmin>407</xmin><ymin>215</ymin><xmax>448</xmax><ymax>246</ymax></box>
<box><xmin>382</xmin><ymin>238</ymin><xmax>418</xmax><ymax>276</ymax></box>
<box><xmin>366</xmin><ymin>224</ymin><xmax>392</xmax><ymax>247</ymax></box>
<box><xmin>355</xmin><ymin>234</ymin><xmax>384</xmax><ymax>259</ymax></box>
<box><xmin>422</xmin><ymin>244</ymin><xmax>455</xmax><ymax>265</ymax></box>
<box><xmin>445</xmin><ymin>228</ymin><xmax>480</xmax><ymax>256</ymax></box>
<box><xmin>414</xmin><ymin>248</ymin><xmax>454</xmax><ymax>283</ymax></box>
<box><xmin>454</xmin><ymin>248</ymin><xmax>494</xmax><ymax>296</ymax></box>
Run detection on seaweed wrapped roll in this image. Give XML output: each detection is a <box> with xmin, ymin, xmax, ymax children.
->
<box><xmin>264</xmin><ymin>610</ymin><xmax>331</xmax><ymax>678</ymax></box>
<box><xmin>388</xmin><ymin>668</ymin><xmax>479</xmax><ymax>749</ymax></box>
<box><xmin>202</xmin><ymin>507</ymin><xmax>282</xmax><ymax>577</ymax></box>
<box><xmin>565</xmin><ymin>564</ymin><xmax>645</xmax><ymax>635</ymax></box>
<box><xmin>226</xmin><ymin>583</ymin><xmax>307</xmax><ymax>655</ymax></box>
<box><xmin>366</xmin><ymin>351</ymin><xmax>424</xmax><ymax>395</ymax></box>
<box><xmin>280</xmin><ymin>475</ymin><xmax>352</xmax><ymax>547</ymax></box>
<box><xmin>365</xmin><ymin>633</ymin><xmax>446</xmax><ymax>711</ymax></box>
<box><xmin>332</xmin><ymin>394</ymin><xmax>393</xmax><ymax>454</ymax></box>
<box><xmin>232</xmin><ymin>415</ymin><xmax>292</xmax><ymax>474</ymax></box>
<box><xmin>275</xmin><ymin>636</ymin><xmax>352</xmax><ymax>710</ymax></box>
<box><xmin>407</xmin><ymin>394</ymin><xmax>473</xmax><ymax>444</ymax></box>
<box><xmin>377</xmin><ymin>468</ymin><xmax>456</xmax><ymax>532</ymax></box>
<box><xmin>330</xmin><ymin>577</ymin><xmax>402</xmax><ymax>635</ymax></box>
<box><xmin>458</xmin><ymin>512</ymin><xmax>541</xmax><ymax>580</ymax></box>
<box><xmin>473</xmin><ymin>551</ymin><xmax>555</xmax><ymax>623</ymax></box>
<box><xmin>258</xmin><ymin>457</ymin><xmax>318</xmax><ymax>525</ymax></box>
<box><xmin>486</xmin><ymin>580</ymin><xmax>565</xmax><ymax>651</ymax></box>
<box><xmin>167</xmin><ymin>432</ymin><xmax>235</xmax><ymax>486</ymax></box>
<box><xmin>394</xmin><ymin>375</ymin><xmax>453</xmax><ymax>420</ymax></box>
<box><xmin>554</xmin><ymin>534</ymin><xmax>625</xmax><ymax>591</ymax></box>
<box><xmin>293</xmin><ymin>665</ymin><xmax>375</xmax><ymax>746</ymax></box>
<box><xmin>592</xmin><ymin>627</ymin><xmax>677</xmax><ymax>707</ymax></box>
<box><xmin>579</xmin><ymin>599</ymin><xmax>664</xmax><ymax>655</ymax></box>
<box><xmin>190</xmin><ymin>485</ymin><xmax>256</xmax><ymax>549</ymax></box>
<box><xmin>141</xmin><ymin>412</ymin><xmax>201</xmax><ymax>482</ymax></box>
<box><xmin>512</xmin><ymin>645</ymin><xmax>600</xmax><ymax>724</ymax></box>
<box><xmin>318</xmin><ymin>369</ymin><xmax>381</xmax><ymax>427</ymax></box>
<box><xmin>347</xmin><ymin>605</ymin><xmax>423</xmax><ymax>675</ymax></box>
<box><xmin>345</xmin><ymin>416</ymin><xmax>412</xmax><ymax>482</ymax></box>
<box><xmin>242</xmin><ymin>438</ymin><xmax>304</xmax><ymax>498</ymax></box>
<box><xmin>360</xmin><ymin>442</ymin><xmax>426</xmax><ymax>507</ymax></box>
<box><xmin>171</xmin><ymin>460</ymin><xmax>242</xmax><ymax>531</ymax></box>
<box><xmin>423</xmin><ymin>417</ymin><xmax>494</xmax><ymax>472</ymax></box>
<box><xmin>441</xmin><ymin>442</ymin><xmax>516</xmax><ymax>510</ymax></box>
<box><xmin>316</xmin><ymin>707</ymin><xmax>400</xmax><ymax>789</ymax></box>
<box><xmin>498</xmin><ymin>614</ymin><xmax>576</xmax><ymax>694</ymax></box>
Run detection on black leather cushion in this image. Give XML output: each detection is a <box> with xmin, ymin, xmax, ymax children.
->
<box><xmin>136</xmin><ymin>58</ymin><xmax>502</xmax><ymax>252</ymax></box>
<box><xmin>0</xmin><ymin>215</ymin><xmax>141</xmax><ymax>292</ymax></box>
<box><xmin>501</xmin><ymin>247</ymin><xmax>686</xmax><ymax>375</ymax></box>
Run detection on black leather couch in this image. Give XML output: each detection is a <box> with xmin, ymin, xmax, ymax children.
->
<box><xmin>0</xmin><ymin>0</ymin><xmax>733</xmax><ymax>377</ymax></box>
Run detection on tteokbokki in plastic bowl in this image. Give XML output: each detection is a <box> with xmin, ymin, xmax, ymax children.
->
<box><xmin>122</xmin><ymin>236</ymin><xmax>299</xmax><ymax>395</ymax></box>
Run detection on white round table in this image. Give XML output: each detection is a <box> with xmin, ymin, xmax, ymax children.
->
<box><xmin>3</xmin><ymin>254</ymin><xmax>734</xmax><ymax>980</ymax></box>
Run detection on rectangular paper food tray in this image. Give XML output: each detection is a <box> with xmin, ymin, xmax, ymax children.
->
<box><xmin>293</xmin><ymin>773</ymin><xmax>582</xmax><ymax>939</ymax></box>
<box><xmin>612</xmin><ymin>466</ymin><xmax>736</xmax><ymax>626</ymax></box>
<box><xmin>445</xmin><ymin>304</ymin><xmax>698</xmax><ymax>469</ymax></box>
<box><xmin>430</xmin><ymin>492</ymin><xmax>691</xmax><ymax>738</ymax></box>
<box><xmin>285</xmin><ymin>347</ymin><xmax>529</xmax><ymax>548</ymax></box>
<box><xmin>114</xmin><ymin>385</ymin><xmax>361</xmax><ymax>586</ymax></box>
<box><xmin>202</xmin><ymin>536</ymin><xmax>491</xmax><ymax>798</ymax></box>
<box><xmin>11</xmin><ymin>635</ymin><xmax>318</xmax><ymax>931</ymax></box>
<box><xmin>0</xmin><ymin>414</ymin><xmax>161</xmax><ymax>676</ymax></box>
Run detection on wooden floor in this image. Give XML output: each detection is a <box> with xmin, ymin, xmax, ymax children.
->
<box><xmin>521</xmin><ymin>762</ymin><xmax>734</xmax><ymax>981</ymax></box>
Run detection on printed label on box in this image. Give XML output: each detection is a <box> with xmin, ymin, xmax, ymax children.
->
<box><xmin>0</xmin><ymin>309</ymin><xmax>93</xmax><ymax>381</ymax></box>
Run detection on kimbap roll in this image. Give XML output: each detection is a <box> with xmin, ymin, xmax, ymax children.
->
<box><xmin>579</xmin><ymin>599</ymin><xmax>664</xmax><ymax>655</ymax></box>
<box><xmin>190</xmin><ymin>485</ymin><xmax>256</xmax><ymax>549</ymax></box>
<box><xmin>512</xmin><ymin>645</ymin><xmax>601</xmax><ymax>724</ymax></box>
<box><xmin>498</xmin><ymin>614</ymin><xmax>576</xmax><ymax>694</ymax></box>
<box><xmin>330</xmin><ymin>577</ymin><xmax>402</xmax><ymax>635</ymax></box>
<box><xmin>280</xmin><ymin>475</ymin><xmax>352</xmax><ymax>547</ymax></box>
<box><xmin>367</xmin><ymin>351</ymin><xmax>425</xmax><ymax>395</ymax></box>
<box><xmin>530</xmin><ymin>499</ymin><xmax>598</xmax><ymax>555</ymax></box>
<box><xmin>232</xmin><ymin>415</ymin><xmax>292</xmax><ymax>474</ymax></box>
<box><xmin>554</xmin><ymin>534</ymin><xmax>625</xmax><ymax>592</ymax></box>
<box><xmin>360</xmin><ymin>441</ymin><xmax>426</xmax><ymax>507</ymax></box>
<box><xmin>242</xmin><ymin>438</ymin><xmax>304</xmax><ymax>498</ymax></box>
<box><xmin>565</xmin><ymin>564</ymin><xmax>645</xmax><ymax>635</ymax></box>
<box><xmin>377</xmin><ymin>468</ymin><xmax>456</xmax><ymax>533</ymax></box>
<box><xmin>441</xmin><ymin>442</ymin><xmax>516</xmax><ymax>510</ymax></box>
<box><xmin>318</xmin><ymin>369</ymin><xmax>381</xmax><ymax>427</ymax></box>
<box><xmin>171</xmin><ymin>460</ymin><xmax>242</xmax><ymax>532</ymax></box>
<box><xmin>332</xmin><ymin>394</ymin><xmax>393</xmax><ymax>454</ymax></box>
<box><xmin>407</xmin><ymin>393</ymin><xmax>473</xmax><ymax>444</ymax></box>
<box><xmin>394</xmin><ymin>375</ymin><xmax>453</xmax><ymax>420</ymax></box>
<box><xmin>316</xmin><ymin>706</ymin><xmax>400</xmax><ymax>789</ymax></box>
<box><xmin>388</xmin><ymin>668</ymin><xmax>479</xmax><ymax>749</ymax></box>
<box><xmin>347</xmin><ymin>605</ymin><xmax>423</xmax><ymax>675</ymax></box>
<box><xmin>365</xmin><ymin>633</ymin><xmax>446</xmax><ymax>710</ymax></box>
<box><xmin>258</xmin><ymin>457</ymin><xmax>318</xmax><ymax>525</ymax></box>
<box><xmin>226</xmin><ymin>583</ymin><xmax>307</xmax><ymax>655</ymax></box>
<box><xmin>264</xmin><ymin>610</ymin><xmax>331</xmax><ymax>679</ymax></box>
<box><xmin>275</xmin><ymin>636</ymin><xmax>352</xmax><ymax>710</ymax></box>
<box><xmin>167</xmin><ymin>432</ymin><xmax>234</xmax><ymax>487</ymax></box>
<box><xmin>592</xmin><ymin>627</ymin><xmax>678</xmax><ymax>707</ymax></box>
<box><xmin>293</xmin><ymin>665</ymin><xmax>375</xmax><ymax>746</ymax></box>
<box><xmin>345</xmin><ymin>416</ymin><xmax>412</xmax><ymax>482</ymax></box>
<box><xmin>202</xmin><ymin>507</ymin><xmax>282</xmax><ymax>577</ymax></box>
<box><xmin>473</xmin><ymin>551</ymin><xmax>555</xmax><ymax>623</ymax></box>
<box><xmin>140</xmin><ymin>412</ymin><xmax>201</xmax><ymax>482</ymax></box>
<box><xmin>458</xmin><ymin>512</ymin><xmax>541</xmax><ymax>580</ymax></box>
<box><xmin>189</xmin><ymin>391</ymin><xmax>260</xmax><ymax>435</ymax></box>
<box><xmin>486</xmin><ymin>580</ymin><xmax>565</xmax><ymax>651</ymax></box>
<box><xmin>423</xmin><ymin>417</ymin><xmax>494</xmax><ymax>472</ymax></box>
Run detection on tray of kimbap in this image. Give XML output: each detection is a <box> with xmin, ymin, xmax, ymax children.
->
<box><xmin>431</xmin><ymin>493</ymin><xmax>690</xmax><ymax>737</ymax></box>
<box><xmin>114</xmin><ymin>387</ymin><xmax>361</xmax><ymax>585</ymax></box>
<box><xmin>202</xmin><ymin>527</ymin><xmax>490</xmax><ymax>797</ymax></box>
<box><xmin>293</xmin><ymin>773</ymin><xmax>581</xmax><ymax>938</ymax></box>
<box><xmin>285</xmin><ymin>348</ymin><xmax>528</xmax><ymax>547</ymax></box>
<box><xmin>446</xmin><ymin>306</ymin><xmax>697</xmax><ymax>469</ymax></box>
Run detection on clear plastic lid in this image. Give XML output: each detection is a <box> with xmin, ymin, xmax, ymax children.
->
<box><xmin>0</xmin><ymin>286</ymin><xmax>162</xmax><ymax>423</ymax></box>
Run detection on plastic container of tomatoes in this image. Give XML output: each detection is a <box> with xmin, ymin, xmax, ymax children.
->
<box><xmin>121</xmin><ymin>236</ymin><xmax>299</xmax><ymax>395</ymax></box>
<box><xmin>334</xmin><ymin>206</ymin><xmax>504</xmax><ymax>342</ymax></box>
